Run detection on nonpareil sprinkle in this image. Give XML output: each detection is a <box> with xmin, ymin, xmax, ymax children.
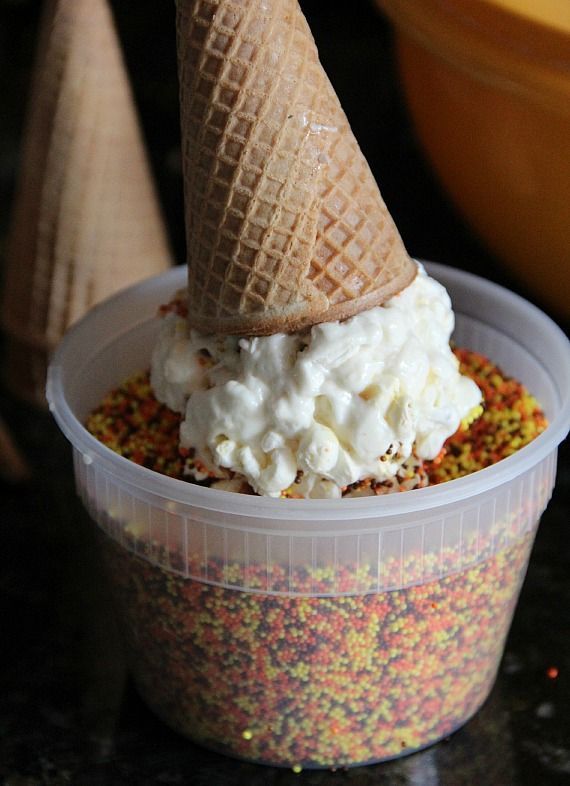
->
<box><xmin>86</xmin><ymin>348</ymin><xmax>547</xmax><ymax>493</ymax></box>
<box><xmin>85</xmin><ymin>348</ymin><xmax>548</xmax><ymax>769</ymax></box>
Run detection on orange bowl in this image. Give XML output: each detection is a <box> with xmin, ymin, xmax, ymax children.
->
<box><xmin>377</xmin><ymin>0</ymin><xmax>570</xmax><ymax>319</ymax></box>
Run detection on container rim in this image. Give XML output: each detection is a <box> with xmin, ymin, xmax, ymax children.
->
<box><xmin>47</xmin><ymin>262</ymin><xmax>570</xmax><ymax>523</ymax></box>
<box><xmin>480</xmin><ymin>0</ymin><xmax>570</xmax><ymax>36</ymax></box>
<box><xmin>378</xmin><ymin>0</ymin><xmax>570</xmax><ymax>115</ymax></box>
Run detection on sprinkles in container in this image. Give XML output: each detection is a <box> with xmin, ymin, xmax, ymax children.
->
<box><xmin>47</xmin><ymin>262</ymin><xmax>570</xmax><ymax>769</ymax></box>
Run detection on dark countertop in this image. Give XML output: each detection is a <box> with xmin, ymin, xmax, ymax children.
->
<box><xmin>1</xmin><ymin>2</ymin><xmax>569</xmax><ymax>784</ymax></box>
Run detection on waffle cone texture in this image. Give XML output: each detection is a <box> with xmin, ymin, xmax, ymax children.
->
<box><xmin>1</xmin><ymin>0</ymin><xmax>172</xmax><ymax>406</ymax></box>
<box><xmin>176</xmin><ymin>0</ymin><xmax>416</xmax><ymax>336</ymax></box>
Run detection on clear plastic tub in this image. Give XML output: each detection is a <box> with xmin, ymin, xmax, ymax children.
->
<box><xmin>46</xmin><ymin>262</ymin><xmax>570</xmax><ymax>769</ymax></box>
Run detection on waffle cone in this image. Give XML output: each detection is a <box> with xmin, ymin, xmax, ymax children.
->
<box><xmin>1</xmin><ymin>0</ymin><xmax>173</xmax><ymax>407</ymax></box>
<box><xmin>176</xmin><ymin>0</ymin><xmax>416</xmax><ymax>336</ymax></box>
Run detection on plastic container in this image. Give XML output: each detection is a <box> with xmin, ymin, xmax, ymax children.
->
<box><xmin>376</xmin><ymin>0</ymin><xmax>570</xmax><ymax>320</ymax></box>
<box><xmin>46</xmin><ymin>263</ymin><xmax>570</xmax><ymax>769</ymax></box>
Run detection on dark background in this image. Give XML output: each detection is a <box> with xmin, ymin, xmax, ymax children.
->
<box><xmin>1</xmin><ymin>2</ymin><xmax>569</xmax><ymax>785</ymax></box>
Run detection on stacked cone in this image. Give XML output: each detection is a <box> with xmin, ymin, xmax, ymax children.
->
<box><xmin>1</xmin><ymin>0</ymin><xmax>173</xmax><ymax>407</ymax></box>
<box><xmin>176</xmin><ymin>0</ymin><xmax>416</xmax><ymax>336</ymax></box>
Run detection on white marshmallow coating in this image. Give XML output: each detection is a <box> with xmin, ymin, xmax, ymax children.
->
<box><xmin>150</xmin><ymin>264</ymin><xmax>481</xmax><ymax>498</ymax></box>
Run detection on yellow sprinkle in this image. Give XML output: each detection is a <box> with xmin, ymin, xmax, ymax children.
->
<box><xmin>461</xmin><ymin>403</ymin><xmax>483</xmax><ymax>430</ymax></box>
<box><xmin>292</xmin><ymin>765</ymin><xmax>303</xmax><ymax>774</ymax></box>
<box><xmin>242</xmin><ymin>729</ymin><xmax>253</xmax><ymax>740</ymax></box>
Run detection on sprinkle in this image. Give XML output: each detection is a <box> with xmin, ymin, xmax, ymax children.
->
<box><xmin>99</xmin><ymin>524</ymin><xmax>537</xmax><ymax>768</ymax></box>
<box><xmin>86</xmin><ymin>348</ymin><xmax>548</xmax><ymax>769</ymax></box>
<box><xmin>461</xmin><ymin>403</ymin><xmax>484</xmax><ymax>431</ymax></box>
<box><xmin>425</xmin><ymin>349</ymin><xmax>547</xmax><ymax>485</ymax></box>
<box><xmin>85</xmin><ymin>350</ymin><xmax>547</xmax><ymax>496</ymax></box>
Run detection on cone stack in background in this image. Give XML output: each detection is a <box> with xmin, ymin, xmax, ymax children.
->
<box><xmin>176</xmin><ymin>0</ymin><xmax>416</xmax><ymax>337</ymax></box>
<box><xmin>1</xmin><ymin>0</ymin><xmax>173</xmax><ymax>407</ymax></box>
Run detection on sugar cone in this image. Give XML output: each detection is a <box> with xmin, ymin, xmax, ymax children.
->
<box><xmin>176</xmin><ymin>0</ymin><xmax>416</xmax><ymax>336</ymax></box>
<box><xmin>1</xmin><ymin>0</ymin><xmax>173</xmax><ymax>407</ymax></box>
